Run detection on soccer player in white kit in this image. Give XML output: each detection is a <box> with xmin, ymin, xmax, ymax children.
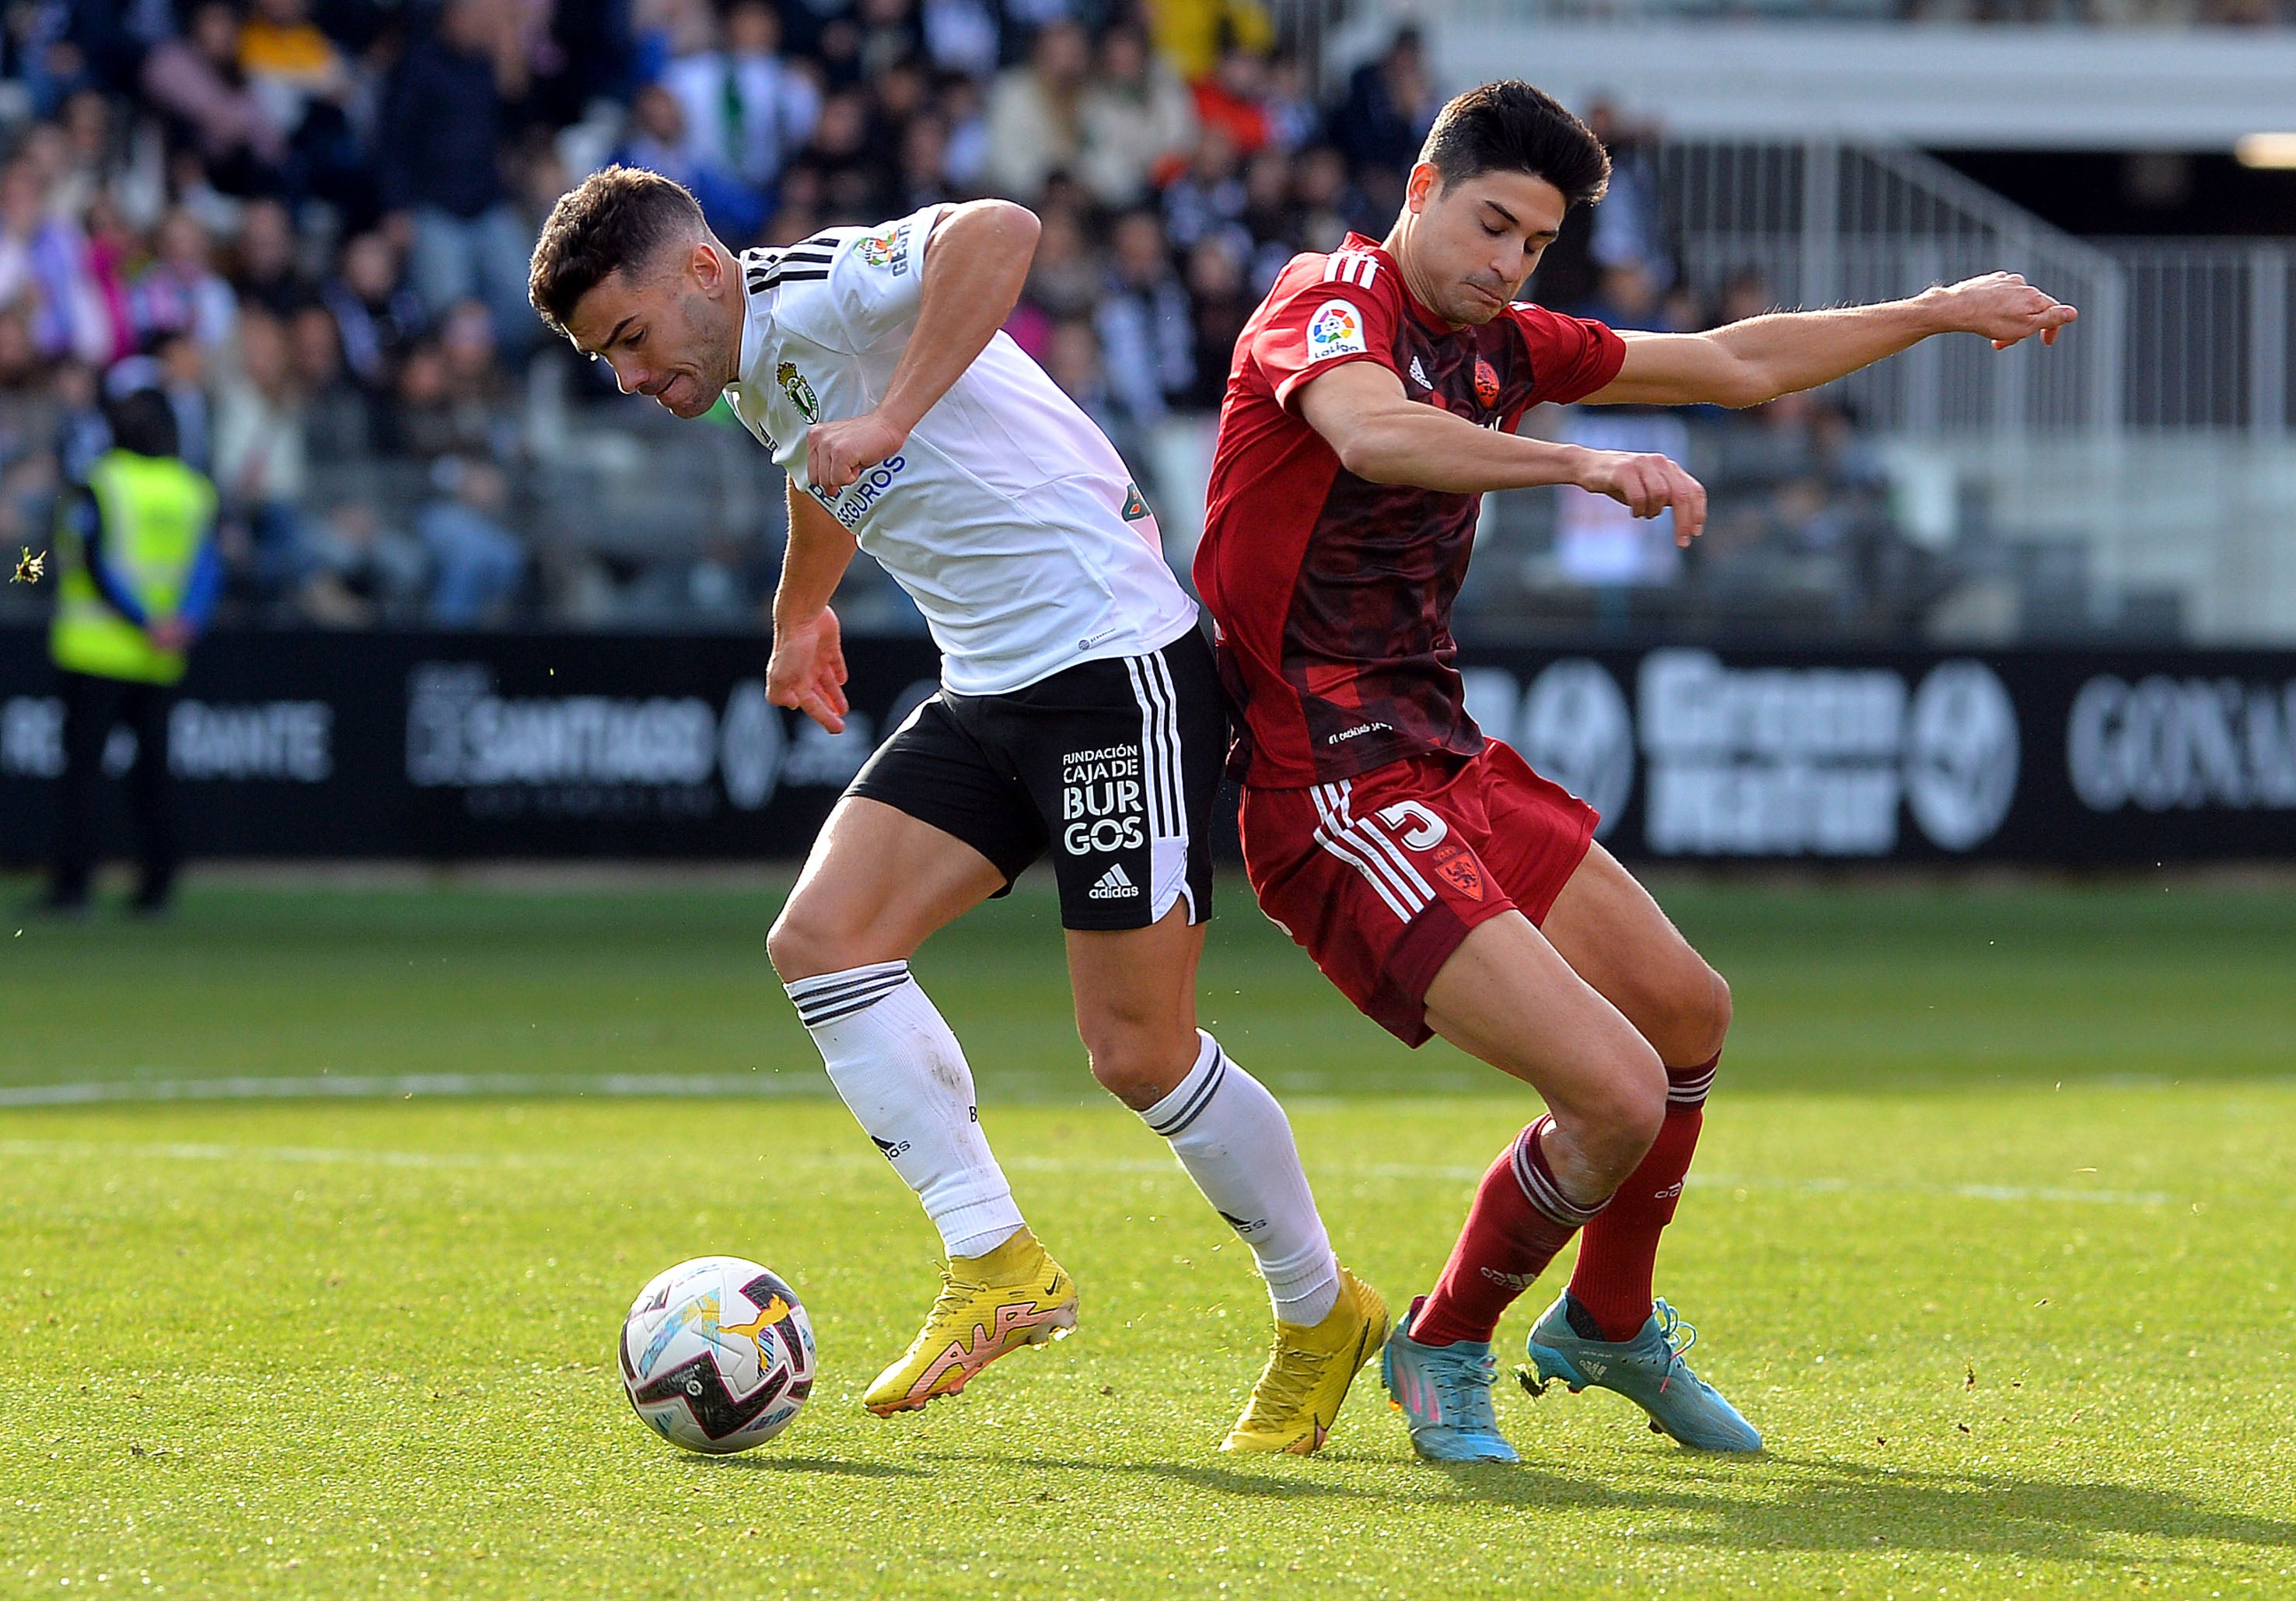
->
<box><xmin>529</xmin><ymin>167</ymin><xmax>1389</xmax><ymax>1450</ymax></box>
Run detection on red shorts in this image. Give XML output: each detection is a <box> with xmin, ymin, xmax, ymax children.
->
<box><xmin>1239</xmin><ymin>742</ymin><xmax>1599</xmax><ymax>1047</ymax></box>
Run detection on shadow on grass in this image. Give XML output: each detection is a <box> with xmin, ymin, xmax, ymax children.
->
<box><xmin>929</xmin><ymin>1449</ymin><xmax>2296</xmax><ymax>1563</ymax></box>
<box><xmin>704</xmin><ymin>1456</ymin><xmax>928</xmax><ymax>1478</ymax></box>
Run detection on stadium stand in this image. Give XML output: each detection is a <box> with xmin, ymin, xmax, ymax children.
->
<box><xmin>0</xmin><ymin>0</ymin><xmax>2289</xmax><ymax>641</ymax></box>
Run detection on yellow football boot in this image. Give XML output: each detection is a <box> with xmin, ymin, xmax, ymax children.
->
<box><xmin>861</xmin><ymin>1227</ymin><xmax>1078</xmax><ymax>1416</ymax></box>
<box><xmin>1220</xmin><ymin>1266</ymin><xmax>1391</xmax><ymax>1455</ymax></box>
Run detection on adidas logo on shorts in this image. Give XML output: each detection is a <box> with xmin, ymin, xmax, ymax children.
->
<box><xmin>1088</xmin><ymin>862</ymin><xmax>1141</xmax><ymax>900</ymax></box>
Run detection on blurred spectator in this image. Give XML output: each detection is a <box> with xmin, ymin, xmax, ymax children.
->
<box><xmin>0</xmin><ymin>310</ymin><xmax>60</xmax><ymax>546</ymax></box>
<box><xmin>1333</xmin><ymin>28</ymin><xmax>1436</xmax><ymax>215</ymax></box>
<box><xmin>828</xmin><ymin>87</ymin><xmax>903</xmax><ymax>220</ymax></box>
<box><xmin>54</xmin><ymin>359</ymin><xmax>112</xmax><ymax>482</ymax></box>
<box><xmin>290</xmin><ymin>302</ymin><xmax>369</xmax><ymax>458</ymax></box>
<box><xmin>141</xmin><ymin>0</ymin><xmax>292</xmax><ymax>187</ymax></box>
<box><xmin>661</xmin><ymin>0</ymin><xmax>823</xmax><ymax>193</ymax></box>
<box><xmin>1161</xmin><ymin>123</ymin><xmax>1246</xmax><ymax>256</ymax></box>
<box><xmin>1076</xmin><ymin>23</ymin><xmax>1193</xmax><ymax>208</ymax></box>
<box><xmin>1291</xmin><ymin>143</ymin><xmax>1367</xmax><ymax>250</ymax></box>
<box><xmin>231</xmin><ymin>196</ymin><xmax>306</xmax><ymax>315</ymax></box>
<box><xmin>211</xmin><ymin>308</ymin><xmax>310</xmax><ymax>597</ymax></box>
<box><xmin>418</xmin><ymin>455</ymin><xmax>525</xmax><ymax>623</ymax></box>
<box><xmin>1044</xmin><ymin>316</ymin><xmax>1124</xmax><ymax>442</ymax></box>
<box><xmin>921</xmin><ymin>0</ymin><xmax>998</xmax><ymax>77</ymax></box>
<box><xmin>983</xmin><ymin>19</ymin><xmax>1090</xmax><ymax>201</ymax></box>
<box><xmin>614</xmin><ymin>83</ymin><xmax>770</xmax><ymax>242</ymax></box>
<box><xmin>236</xmin><ymin>0</ymin><xmax>370</xmax><ymax>219</ymax></box>
<box><xmin>1190</xmin><ymin>44</ymin><xmax>1272</xmax><ymax>157</ymax></box>
<box><xmin>1181</xmin><ymin>232</ymin><xmax>1251</xmax><ymax>410</ymax></box>
<box><xmin>1095</xmin><ymin>208</ymin><xmax>1193</xmax><ymax>429</ymax></box>
<box><xmin>1021</xmin><ymin>203</ymin><xmax>1099</xmax><ymax>321</ymax></box>
<box><xmin>0</xmin><ymin>159</ymin><xmax>110</xmax><ymax>363</ymax></box>
<box><xmin>1148</xmin><ymin>0</ymin><xmax>1272</xmax><ymax>83</ymax></box>
<box><xmin>156</xmin><ymin>331</ymin><xmax>215</xmax><ymax>473</ymax></box>
<box><xmin>321</xmin><ymin>230</ymin><xmax>425</xmax><ymax>390</ymax></box>
<box><xmin>379</xmin><ymin>0</ymin><xmax>536</xmax><ymax>348</ymax></box>
<box><xmin>300</xmin><ymin>500</ymin><xmax>428</xmax><ymax>624</ymax></box>
<box><xmin>134</xmin><ymin>208</ymin><xmax>239</xmax><ymax>352</ymax></box>
<box><xmin>1553</xmin><ymin>410</ymin><xmax>1693</xmax><ymax>587</ymax></box>
<box><xmin>1585</xmin><ymin>103</ymin><xmax>1672</xmax><ymax>298</ymax></box>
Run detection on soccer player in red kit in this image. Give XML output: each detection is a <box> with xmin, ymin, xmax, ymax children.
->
<box><xmin>1195</xmin><ymin>81</ymin><xmax>2074</xmax><ymax>1462</ymax></box>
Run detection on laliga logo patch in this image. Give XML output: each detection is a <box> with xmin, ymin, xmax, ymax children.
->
<box><xmin>1306</xmin><ymin>299</ymin><xmax>1367</xmax><ymax>363</ymax></box>
<box><xmin>1474</xmin><ymin>357</ymin><xmax>1501</xmax><ymax>408</ymax></box>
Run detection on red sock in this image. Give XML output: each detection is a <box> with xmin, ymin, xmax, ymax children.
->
<box><xmin>1567</xmin><ymin>1054</ymin><xmax>1716</xmax><ymax>1343</ymax></box>
<box><xmin>1410</xmin><ymin>1117</ymin><xmax>1607</xmax><ymax>1348</ymax></box>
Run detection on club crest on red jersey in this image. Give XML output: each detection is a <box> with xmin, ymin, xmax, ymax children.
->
<box><xmin>1433</xmin><ymin>844</ymin><xmax>1484</xmax><ymax>900</ymax></box>
<box><xmin>1473</xmin><ymin>357</ymin><xmax>1501</xmax><ymax>408</ymax></box>
<box><xmin>1306</xmin><ymin>299</ymin><xmax>1368</xmax><ymax>363</ymax></box>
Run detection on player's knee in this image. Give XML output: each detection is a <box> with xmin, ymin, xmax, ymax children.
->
<box><xmin>766</xmin><ymin>897</ymin><xmax>851</xmax><ymax>984</ymax></box>
<box><xmin>1078</xmin><ymin>1017</ymin><xmax>1193</xmax><ymax>1113</ymax></box>
<box><xmin>1578</xmin><ymin>1047</ymin><xmax>1668</xmax><ymax>1176</ymax></box>
<box><xmin>1652</xmin><ymin>960</ymin><xmax>1732</xmax><ymax>1070</ymax></box>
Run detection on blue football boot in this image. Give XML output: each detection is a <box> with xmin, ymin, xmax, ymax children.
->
<box><xmin>1380</xmin><ymin>1296</ymin><xmax>1519</xmax><ymax>1464</ymax></box>
<box><xmin>1520</xmin><ymin>1292</ymin><xmax>1763</xmax><ymax>1453</ymax></box>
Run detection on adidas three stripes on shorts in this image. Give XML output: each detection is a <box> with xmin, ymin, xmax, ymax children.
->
<box><xmin>845</xmin><ymin>627</ymin><xmax>1223</xmax><ymax>932</ymax></box>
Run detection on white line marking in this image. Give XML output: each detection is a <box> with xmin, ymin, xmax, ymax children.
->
<box><xmin>0</xmin><ymin>1074</ymin><xmax>830</xmax><ymax>1107</ymax></box>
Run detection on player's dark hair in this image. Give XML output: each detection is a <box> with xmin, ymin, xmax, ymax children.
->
<box><xmin>528</xmin><ymin>166</ymin><xmax>710</xmax><ymax>337</ymax></box>
<box><xmin>106</xmin><ymin>387</ymin><xmax>179</xmax><ymax>458</ymax></box>
<box><xmin>1418</xmin><ymin>81</ymin><xmax>1610</xmax><ymax>210</ymax></box>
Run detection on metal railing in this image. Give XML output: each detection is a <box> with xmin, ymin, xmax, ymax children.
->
<box><xmin>1658</xmin><ymin>140</ymin><xmax>2131</xmax><ymax>439</ymax></box>
<box><xmin>1657</xmin><ymin>139</ymin><xmax>2296</xmax><ymax>439</ymax></box>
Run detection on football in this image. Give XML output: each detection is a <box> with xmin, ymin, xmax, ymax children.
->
<box><xmin>618</xmin><ymin>1257</ymin><xmax>817</xmax><ymax>1454</ymax></box>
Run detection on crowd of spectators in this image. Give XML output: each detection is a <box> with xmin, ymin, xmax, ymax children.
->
<box><xmin>0</xmin><ymin>0</ymin><xmax>1925</xmax><ymax>635</ymax></box>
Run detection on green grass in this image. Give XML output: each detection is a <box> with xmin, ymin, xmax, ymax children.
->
<box><xmin>3</xmin><ymin>876</ymin><xmax>2294</xmax><ymax>1597</ymax></box>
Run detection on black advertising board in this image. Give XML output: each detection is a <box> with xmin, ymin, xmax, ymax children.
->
<box><xmin>4</xmin><ymin>629</ymin><xmax>2292</xmax><ymax>865</ymax></box>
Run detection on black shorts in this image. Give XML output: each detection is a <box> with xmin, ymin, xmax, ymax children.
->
<box><xmin>847</xmin><ymin>628</ymin><xmax>1224</xmax><ymax>931</ymax></box>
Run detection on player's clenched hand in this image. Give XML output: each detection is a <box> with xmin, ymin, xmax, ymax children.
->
<box><xmin>1933</xmin><ymin>272</ymin><xmax>2078</xmax><ymax>351</ymax></box>
<box><xmin>805</xmin><ymin>411</ymin><xmax>907</xmax><ymax>495</ymax></box>
<box><xmin>767</xmin><ymin>606</ymin><xmax>850</xmax><ymax>733</ymax></box>
<box><xmin>1578</xmin><ymin>449</ymin><xmax>1708</xmax><ymax>547</ymax></box>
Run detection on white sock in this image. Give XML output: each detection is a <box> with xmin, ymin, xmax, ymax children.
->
<box><xmin>786</xmin><ymin>960</ymin><xmax>1024</xmax><ymax>1260</ymax></box>
<box><xmin>1141</xmin><ymin>1031</ymin><xmax>1340</xmax><ymax>1327</ymax></box>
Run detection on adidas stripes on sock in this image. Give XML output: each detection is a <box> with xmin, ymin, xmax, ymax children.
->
<box><xmin>785</xmin><ymin>960</ymin><xmax>1024</xmax><ymax>1260</ymax></box>
<box><xmin>1410</xmin><ymin>1115</ymin><xmax>1609</xmax><ymax>1348</ymax></box>
<box><xmin>1140</xmin><ymin>1031</ymin><xmax>1341</xmax><ymax>1327</ymax></box>
<box><xmin>1566</xmin><ymin>1053</ymin><xmax>1718</xmax><ymax>1342</ymax></box>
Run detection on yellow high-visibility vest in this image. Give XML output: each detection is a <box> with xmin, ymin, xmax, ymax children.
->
<box><xmin>48</xmin><ymin>449</ymin><xmax>218</xmax><ymax>686</ymax></box>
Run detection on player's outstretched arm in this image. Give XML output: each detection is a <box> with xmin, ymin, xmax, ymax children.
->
<box><xmin>804</xmin><ymin>200</ymin><xmax>1040</xmax><ymax>492</ymax></box>
<box><xmin>1584</xmin><ymin>272</ymin><xmax>2078</xmax><ymax>410</ymax></box>
<box><xmin>767</xmin><ymin>481</ymin><xmax>858</xmax><ymax>732</ymax></box>
<box><xmin>1297</xmin><ymin>362</ymin><xmax>1708</xmax><ymax>542</ymax></box>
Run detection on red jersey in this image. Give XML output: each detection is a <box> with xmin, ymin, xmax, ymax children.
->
<box><xmin>1193</xmin><ymin>233</ymin><xmax>1626</xmax><ymax>788</ymax></box>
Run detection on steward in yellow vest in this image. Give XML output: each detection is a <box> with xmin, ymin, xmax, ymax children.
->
<box><xmin>40</xmin><ymin>386</ymin><xmax>221</xmax><ymax>916</ymax></box>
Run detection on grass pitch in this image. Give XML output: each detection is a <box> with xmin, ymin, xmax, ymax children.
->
<box><xmin>3</xmin><ymin>876</ymin><xmax>2294</xmax><ymax>1598</ymax></box>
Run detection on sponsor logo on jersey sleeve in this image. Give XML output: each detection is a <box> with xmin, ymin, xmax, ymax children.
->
<box><xmin>1120</xmin><ymin>482</ymin><xmax>1150</xmax><ymax>521</ymax></box>
<box><xmin>1305</xmin><ymin>299</ymin><xmax>1368</xmax><ymax>364</ymax></box>
<box><xmin>777</xmin><ymin>361</ymin><xmax>820</xmax><ymax>422</ymax></box>
<box><xmin>859</xmin><ymin>220</ymin><xmax>912</xmax><ymax>273</ymax></box>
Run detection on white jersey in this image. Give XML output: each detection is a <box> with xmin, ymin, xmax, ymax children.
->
<box><xmin>724</xmin><ymin>205</ymin><xmax>1200</xmax><ymax>697</ymax></box>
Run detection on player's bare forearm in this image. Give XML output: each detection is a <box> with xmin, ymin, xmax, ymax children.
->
<box><xmin>1589</xmin><ymin>273</ymin><xmax>2077</xmax><ymax>408</ymax></box>
<box><xmin>1298</xmin><ymin>363</ymin><xmax>1707</xmax><ymax>540</ymax></box>
<box><xmin>771</xmin><ymin>481</ymin><xmax>857</xmax><ymax>634</ymax></box>
<box><xmin>805</xmin><ymin>201</ymin><xmax>1038</xmax><ymax>491</ymax></box>
<box><xmin>768</xmin><ymin>484</ymin><xmax>855</xmax><ymax>732</ymax></box>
